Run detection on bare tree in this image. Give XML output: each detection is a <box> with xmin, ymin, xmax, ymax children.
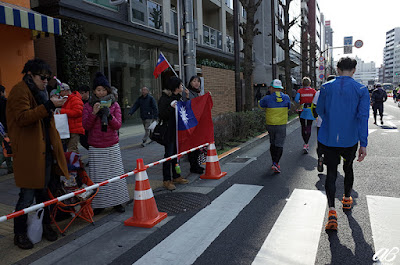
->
<box><xmin>239</xmin><ymin>0</ymin><xmax>262</xmax><ymax>111</ymax></box>
<box><xmin>276</xmin><ymin>0</ymin><xmax>299</xmax><ymax>99</ymax></box>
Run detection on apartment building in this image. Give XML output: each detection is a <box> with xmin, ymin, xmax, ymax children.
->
<box><xmin>393</xmin><ymin>43</ymin><xmax>400</xmax><ymax>85</ymax></box>
<box><xmin>383</xmin><ymin>27</ymin><xmax>400</xmax><ymax>83</ymax></box>
<box><xmin>353</xmin><ymin>56</ymin><xmax>377</xmax><ymax>86</ymax></box>
<box><xmin>253</xmin><ymin>0</ymin><xmax>301</xmax><ymax>88</ymax></box>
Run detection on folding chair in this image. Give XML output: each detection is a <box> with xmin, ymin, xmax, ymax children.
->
<box><xmin>48</xmin><ymin>155</ymin><xmax>98</xmax><ymax>235</ymax></box>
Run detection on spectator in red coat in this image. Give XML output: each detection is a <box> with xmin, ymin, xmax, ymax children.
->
<box><xmin>59</xmin><ymin>83</ymin><xmax>85</xmax><ymax>153</ymax></box>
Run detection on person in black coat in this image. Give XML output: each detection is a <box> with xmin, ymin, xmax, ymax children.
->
<box><xmin>129</xmin><ymin>86</ymin><xmax>158</xmax><ymax>146</ymax></box>
<box><xmin>0</xmin><ymin>85</ymin><xmax>12</xmax><ymax>174</ymax></box>
<box><xmin>371</xmin><ymin>83</ymin><xmax>387</xmax><ymax>125</ymax></box>
<box><xmin>158</xmin><ymin>77</ymin><xmax>189</xmax><ymax>190</ymax></box>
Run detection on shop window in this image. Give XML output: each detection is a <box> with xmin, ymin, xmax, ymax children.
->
<box><xmin>148</xmin><ymin>0</ymin><xmax>163</xmax><ymax>30</ymax></box>
<box><xmin>84</xmin><ymin>0</ymin><xmax>118</xmax><ymax>11</ymax></box>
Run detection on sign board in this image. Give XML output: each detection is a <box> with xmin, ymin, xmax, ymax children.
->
<box><xmin>344</xmin><ymin>45</ymin><xmax>352</xmax><ymax>54</ymax></box>
<box><xmin>319</xmin><ymin>56</ymin><xmax>325</xmax><ymax>62</ymax></box>
<box><xmin>355</xmin><ymin>40</ymin><xmax>363</xmax><ymax>48</ymax></box>
<box><xmin>319</xmin><ymin>65</ymin><xmax>324</xmax><ymax>71</ymax></box>
<box><xmin>319</xmin><ymin>74</ymin><xmax>324</xmax><ymax>80</ymax></box>
<box><xmin>344</xmin><ymin>36</ymin><xmax>353</xmax><ymax>46</ymax></box>
<box><xmin>325</xmin><ymin>20</ymin><xmax>331</xmax><ymax>26</ymax></box>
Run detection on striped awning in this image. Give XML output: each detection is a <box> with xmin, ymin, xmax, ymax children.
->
<box><xmin>0</xmin><ymin>1</ymin><xmax>61</xmax><ymax>35</ymax></box>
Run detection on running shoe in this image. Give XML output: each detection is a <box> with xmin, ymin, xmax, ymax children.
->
<box><xmin>271</xmin><ymin>162</ymin><xmax>281</xmax><ymax>173</ymax></box>
<box><xmin>303</xmin><ymin>144</ymin><xmax>309</xmax><ymax>154</ymax></box>
<box><xmin>342</xmin><ymin>196</ymin><xmax>353</xmax><ymax>210</ymax></box>
<box><xmin>381</xmin><ymin>119</ymin><xmax>384</xmax><ymax>125</ymax></box>
<box><xmin>325</xmin><ymin>210</ymin><xmax>338</xmax><ymax>231</ymax></box>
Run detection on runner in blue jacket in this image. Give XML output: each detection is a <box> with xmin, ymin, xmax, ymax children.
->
<box><xmin>316</xmin><ymin>57</ymin><xmax>370</xmax><ymax>231</ymax></box>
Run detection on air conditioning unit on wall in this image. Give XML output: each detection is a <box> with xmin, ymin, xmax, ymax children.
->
<box><xmin>109</xmin><ymin>0</ymin><xmax>127</xmax><ymax>5</ymax></box>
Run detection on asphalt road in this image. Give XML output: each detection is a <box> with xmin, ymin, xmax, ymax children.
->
<box><xmin>111</xmin><ymin>101</ymin><xmax>400</xmax><ymax>265</ymax></box>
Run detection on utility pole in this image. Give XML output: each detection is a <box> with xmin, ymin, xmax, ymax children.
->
<box><xmin>233</xmin><ymin>0</ymin><xmax>241</xmax><ymax>111</ymax></box>
<box><xmin>271</xmin><ymin>0</ymin><xmax>276</xmax><ymax>79</ymax></box>
<box><xmin>183</xmin><ymin>0</ymin><xmax>196</xmax><ymax>84</ymax></box>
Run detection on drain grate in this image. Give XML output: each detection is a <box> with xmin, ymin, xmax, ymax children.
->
<box><xmin>229</xmin><ymin>157</ymin><xmax>252</xmax><ymax>163</ymax></box>
<box><xmin>154</xmin><ymin>192</ymin><xmax>210</xmax><ymax>214</ymax></box>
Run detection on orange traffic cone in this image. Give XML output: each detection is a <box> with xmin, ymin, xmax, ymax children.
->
<box><xmin>124</xmin><ymin>159</ymin><xmax>167</xmax><ymax>228</ymax></box>
<box><xmin>200</xmin><ymin>142</ymin><xmax>227</xmax><ymax>180</ymax></box>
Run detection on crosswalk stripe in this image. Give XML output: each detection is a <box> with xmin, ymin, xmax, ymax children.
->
<box><xmin>252</xmin><ymin>189</ymin><xmax>326</xmax><ymax>265</ymax></box>
<box><xmin>133</xmin><ymin>184</ymin><xmax>263</xmax><ymax>265</ymax></box>
<box><xmin>367</xmin><ymin>195</ymin><xmax>400</xmax><ymax>265</ymax></box>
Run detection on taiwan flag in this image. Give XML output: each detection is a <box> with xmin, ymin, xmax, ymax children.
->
<box><xmin>177</xmin><ymin>93</ymin><xmax>214</xmax><ymax>153</ymax></box>
<box><xmin>153</xmin><ymin>53</ymin><xmax>169</xmax><ymax>79</ymax></box>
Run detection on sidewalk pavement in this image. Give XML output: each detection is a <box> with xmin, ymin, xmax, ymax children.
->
<box><xmin>0</xmin><ymin>118</ymin><xmax>300</xmax><ymax>264</ymax></box>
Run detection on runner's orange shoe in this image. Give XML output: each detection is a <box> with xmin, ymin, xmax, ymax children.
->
<box><xmin>342</xmin><ymin>196</ymin><xmax>353</xmax><ymax>210</ymax></box>
<box><xmin>325</xmin><ymin>210</ymin><xmax>338</xmax><ymax>231</ymax></box>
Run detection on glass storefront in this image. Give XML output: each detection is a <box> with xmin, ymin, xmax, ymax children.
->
<box><xmin>106</xmin><ymin>37</ymin><xmax>179</xmax><ymax>125</ymax></box>
<box><xmin>107</xmin><ymin>38</ymin><xmax>158</xmax><ymax>124</ymax></box>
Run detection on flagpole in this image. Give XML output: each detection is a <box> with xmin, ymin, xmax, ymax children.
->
<box><xmin>160</xmin><ymin>51</ymin><xmax>179</xmax><ymax>79</ymax></box>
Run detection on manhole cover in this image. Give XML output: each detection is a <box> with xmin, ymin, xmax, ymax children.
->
<box><xmin>154</xmin><ymin>192</ymin><xmax>210</xmax><ymax>215</ymax></box>
<box><xmin>230</xmin><ymin>157</ymin><xmax>252</xmax><ymax>163</ymax></box>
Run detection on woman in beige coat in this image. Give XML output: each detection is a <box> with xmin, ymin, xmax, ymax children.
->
<box><xmin>6</xmin><ymin>58</ymin><xmax>68</xmax><ymax>250</ymax></box>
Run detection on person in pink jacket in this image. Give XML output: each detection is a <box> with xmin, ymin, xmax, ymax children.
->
<box><xmin>82</xmin><ymin>72</ymin><xmax>129</xmax><ymax>215</ymax></box>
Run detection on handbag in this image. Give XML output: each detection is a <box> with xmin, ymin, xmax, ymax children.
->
<box><xmin>54</xmin><ymin>111</ymin><xmax>70</xmax><ymax>139</ymax></box>
<box><xmin>27</xmin><ymin>208</ymin><xmax>44</xmax><ymax>244</ymax></box>
<box><xmin>150</xmin><ymin>120</ymin><xmax>168</xmax><ymax>146</ymax></box>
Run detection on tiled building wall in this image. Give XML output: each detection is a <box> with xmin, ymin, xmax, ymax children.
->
<box><xmin>201</xmin><ymin>65</ymin><xmax>236</xmax><ymax>117</ymax></box>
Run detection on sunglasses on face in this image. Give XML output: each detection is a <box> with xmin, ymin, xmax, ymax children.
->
<box><xmin>37</xmin><ymin>75</ymin><xmax>51</xmax><ymax>81</ymax></box>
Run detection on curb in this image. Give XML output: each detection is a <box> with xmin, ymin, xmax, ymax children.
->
<box><xmin>218</xmin><ymin>116</ymin><xmax>300</xmax><ymax>163</ymax></box>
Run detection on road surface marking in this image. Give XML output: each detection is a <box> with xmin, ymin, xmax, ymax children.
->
<box><xmin>367</xmin><ymin>195</ymin><xmax>400</xmax><ymax>265</ymax></box>
<box><xmin>133</xmin><ymin>184</ymin><xmax>263</xmax><ymax>265</ymax></box>
<box><xmin>252</xmin><ymin>189</ymin><xmax>327</xmax><ymax>265</ymax></box>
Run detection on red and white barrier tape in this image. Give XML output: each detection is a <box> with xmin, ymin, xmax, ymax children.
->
<box><xmin>0</xmin><ymin>143</ymin><xmax>209</xmax><ymax>222</ymax></box>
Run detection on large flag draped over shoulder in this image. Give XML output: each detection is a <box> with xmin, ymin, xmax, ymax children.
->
<box><xmin>177</xmin><ymin>93</ymin><xmax>214</xmax><ymax>153</ymax></box>
<box><xmin>153</xmin><ymin>53</ymin><xmax>169</xmax><ymax>79</ymax></box>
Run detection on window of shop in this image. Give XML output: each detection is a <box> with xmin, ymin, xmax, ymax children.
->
<box><xmin>107</xmin><ymin>38</ymin><xmax>159</xmax><ymax>124</ymax></box>
<box><xmin>84</xmin><ymin>0</ymin><xmax>118</xmax><ymax>11</ymax></box>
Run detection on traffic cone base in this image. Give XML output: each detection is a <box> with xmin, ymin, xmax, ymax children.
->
<box><xmin>200</xmin><ymin>142</ymin><xmax>227</xmax><ymax>180</ymax></box>
<box><xmin>124</xmin><ymin>211</ymin><xmax>167</xmax><ymax>228</ymax></box>
<box><xmin>124</xmin><ymin>158</ymin><xmax>167</xmax><ymax>228</ymax></box>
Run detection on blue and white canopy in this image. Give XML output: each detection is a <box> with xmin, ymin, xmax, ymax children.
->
<box><xmin>0</xmin><ymin>1</ymin><xmax>61</xmax><ymax>35</ymax></box>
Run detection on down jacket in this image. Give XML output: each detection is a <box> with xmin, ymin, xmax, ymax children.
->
<box><xmin>60</xmin><ymin>91</ymin><xmax>85</xmax><ymax>134</ymax></box>
<box><xmin>82</xmin><ymin>102</ymin><xmax>122</xmax><ymax>148</ymax></box>
<box><xmin>6</xmin><ymin>81</ymin><xmax>69</xmax><ymax>189</ymax></box>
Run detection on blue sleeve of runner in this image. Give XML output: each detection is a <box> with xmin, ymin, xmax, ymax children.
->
<box><xmin>294</xmin><ymin>92</ymin><xmax>300</xmax><ymax>103</ymax></box>
<box><xmin>358</xmin><ymin>88</ymin><xmax>370</xmax><ymax>147</ymax></box>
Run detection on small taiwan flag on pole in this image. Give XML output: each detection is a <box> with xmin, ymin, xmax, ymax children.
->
<box><xmin>153</xmin><ymin>53</ymin><xmax>170</xmax><ymax>79</ymax></box>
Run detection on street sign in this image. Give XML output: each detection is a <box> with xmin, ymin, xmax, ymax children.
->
<box><xmin>319</xmin><ymin>56</ymin><xmax>325</xmax><ymax>62</ymax></box>
<box><xmin>319</xmin><ymin>74</ymin><xmax>324</xmax><ymax>80</ymax></box>
<box><xmin>319</xmin><ymin>65</ymin><xmax>324</xmax><ymax>71</ymax></box>
<box><xmin>344</xmin><ymin>36</ymin><xmax>353</xmax><ymax>46</ymax></box>
<box><xmin>344</xmin><ymin>45</ymin><xmax>352</xmax><ymax>54</ymax></box>
<box><xmin>355</xmin><ymin>40</ymin><xmax>363</xmax><ymax>48</ymax></box>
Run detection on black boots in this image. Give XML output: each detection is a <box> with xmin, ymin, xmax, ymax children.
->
<box><xmin>14</xmin><ymin>234</ymin><xmax>33</xmax><ymax>249</ymax></box>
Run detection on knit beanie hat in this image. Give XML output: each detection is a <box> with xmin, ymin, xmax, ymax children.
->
<box><xmin>93</xmin><ymin>72</ymin><xmax>110</xmax><ymax>90</ymax></box>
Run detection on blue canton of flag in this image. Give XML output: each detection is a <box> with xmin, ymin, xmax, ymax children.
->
<box><xmin>177</xmin><ymin>101</ymin><xmax>198</xmax><ymax>131</ymax></box>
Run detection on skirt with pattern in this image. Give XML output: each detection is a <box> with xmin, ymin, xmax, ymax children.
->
<box><xmin>88</xmin><ymin>143</ymin><xmax>130</xmax><ymax>209</ymax></box>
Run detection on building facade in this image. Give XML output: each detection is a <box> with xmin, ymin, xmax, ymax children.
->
<box><xmin>33</xmin><ymin>0</ymin><xmax>245</xmax><ymax>124</ymax></box>
<box><xmin>0</xmin><ymin>0</ymin><xmax>62</xmax><ymax>93</ymax></box>
<box><xmin>383</xmin><ymin>27</ymin><xmax>400</xmax><ymax>83</ymax></box>
<box><xmin>353</xmin><ymin>56</ymin><xmax>377</xmax><ymax>86</ymax></box>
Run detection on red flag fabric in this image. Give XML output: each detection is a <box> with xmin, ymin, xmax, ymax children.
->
<box><xmin>153</xmin><ymin>53</ymin><xmax>169</xmax><ymax>79</ymax></box>
<box><xmin>177</xmin><ymin>93</ymin><xmax>214</xmax><ymax>153</ymax></box>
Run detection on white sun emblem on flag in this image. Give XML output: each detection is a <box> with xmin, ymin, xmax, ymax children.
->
<box><xmin>179</xmin><ymin>106</ymin><xmax>189</xmax><ymax>125</ymax></box>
